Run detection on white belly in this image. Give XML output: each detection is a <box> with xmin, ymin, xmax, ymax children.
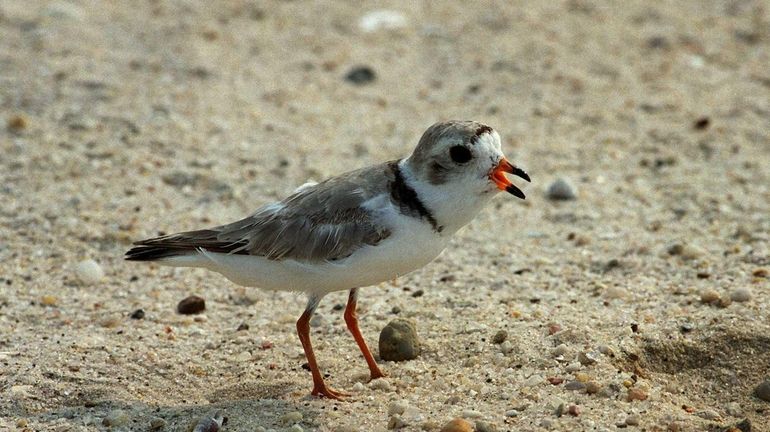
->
<box><xmin>194</xmin><ymin>216</ymin><xmax>447</xmax><ymax>296</ymax></box>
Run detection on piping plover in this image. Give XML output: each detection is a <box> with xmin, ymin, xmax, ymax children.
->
<box><xmin>126</xmin><ymin>120</ymin><xmax>530</xmax><ymax>399</ymax></box>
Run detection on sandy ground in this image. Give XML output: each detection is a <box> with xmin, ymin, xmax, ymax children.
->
<box><xmin>2</xmin><ymin>1</ymin><xmax>769</xmax><ymax>431</ymax></box>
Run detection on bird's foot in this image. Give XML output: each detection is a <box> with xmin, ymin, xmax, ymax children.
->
<box><xmin>311</xmin><ymin>384</ymin><xmax>350</xmax><ymax>400</ymax></box>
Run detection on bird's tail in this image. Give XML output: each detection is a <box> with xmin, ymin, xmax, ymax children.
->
<box><xmin>125</xmin><ymin>229</ymin><xmax>248</xmax><ymax>263</ymax></box>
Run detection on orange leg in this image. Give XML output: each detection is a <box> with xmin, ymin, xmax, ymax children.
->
<box><xmin>296</xmin><ymin>296</ymin><xmax>349</xmax><ymax>400</ymax></box>
<box><xmin>344</xmin><ymin>288</ymin><xmax>386</xmax><ymax>380</ymax></box>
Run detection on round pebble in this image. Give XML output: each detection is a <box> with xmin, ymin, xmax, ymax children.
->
<box><xmin>565</xmin><ymin>381</ymin><xmax>586</xmax><ymax>391</ymax></box>
<box><xmin>177</xmin><ymin>295</ymin><xmax>206</xmax><ymax>315</ymax></box>
<box><xmin>585</xmin><ymin>381</ymin><xmax>602</xmax><ymax>394</ymax></box>
<box><xmin>546</xmin><ymin>177</ymin><xmax>577</xmax><ymax>200</ymax></box>
<box><xmin>625</xmin><ymin>414</ymin><xmax>640</xmax><ymax>426</ymax></box>
<box><xmin>627</xmin><ymin>388</ymin><xmax>648</xmax><ymax>401</ymax></box>
<box><xmin>754</xmin><ymin>380</ymin><xmax>770</xmax><ymax>402</ymax></box>
<box><xmin>149</xmin><ymin>417</ymin><xmax>166</xmax><ymax>430</ymax></box>
<box><xmin>358</xmin><ymin>10</ymin><xmax>407</xmax><ymax>32</ymax></box>
<box><xmin>388</xmin><ymin>400</ymin><xmax>408</xmax><ymax>416</ymax></box>
<box><xmin>41</xmin><ymin>295</ymin><xmax>59</xmax><ymax>306</ymax></box>
<box><xmin>75</xmin><ymin>259</ymin><xmax>105</xmax><ymax>285</ymax></box>
<box><xmin>281</xmin><ymin>411</ymin><xmax>303</xmax><ymax>424</ymax></box>
<box><xmin>439</xmin><ymin>418</ymin><xmax>473</xmax><ymax>432</ymax></box>
<box><xmin>492</xmin><ymin>330</ymin><xmax>507</xmax><ymax>344</ymax></box>
<box><xmin>130</xmin><ymin>309</ymin><xmax>145</xmax><ymax>319</ymax></box>
<box><xmin>700</xmin><ymin>288</ymin><xmax>720</xmax><ymax>304</ymax></box>
<box><xmin>351</xmin><ymin>382</ymin><xmax>366</xmax><ymax>392</ymax></box>
<box><xmin>475</xmin><ymin>420</ymin><xmax>498</xmax><ymax>432</ymax></box>
<box><xmin>379</xmin><ymin>318</ymin><xmax>420</xmax><ymax>361</ymax></box>
<box><xmin>725</xmin><ymin>402</ymin><xmax>742</xmax><ymax>417</ymax></box>
<box><xmin>729</xmin><ymin>288</ymin><xmax>752</xmax><ymax>302</ymax></box>
<box><xmin>345</xmin><ymin>66</ymin><xmax>376</xmax><ymax>85</ymax></box>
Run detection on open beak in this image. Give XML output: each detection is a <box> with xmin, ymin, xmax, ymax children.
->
<box><xmin>490</xmin><ymin>158</ymin><xmax>531</xmax><ymax>199</ymax></box>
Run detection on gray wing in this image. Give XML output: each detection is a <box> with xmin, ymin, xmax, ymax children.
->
<box><xmin>128</xmin><ymin>162</ymin><xmax>395</xmax><ymax>263</ymax></box>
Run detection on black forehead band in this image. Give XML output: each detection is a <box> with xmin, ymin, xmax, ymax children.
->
<box><xmin>469</xmin><ymin>125</ymin><xmax>493</xmax><ymax>145</ymax></box>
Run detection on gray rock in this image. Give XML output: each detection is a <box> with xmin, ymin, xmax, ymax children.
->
<box><xmin>564</xmin><ymin>381</ymin><xmax>586</xmax><ymax>391</ymax></box>
<box><xmin>150</xmin><ymin>417</ymin><xmax>167</xmax><ymax>430</ymax></box>
<box><xmin>475</xmin><ymin>420</ymin><xmax>498</xmax><ymax>432</ymax></box>
<box><xmin>578</xmin><ymin>351</ymin><xmax>599</xmax><ymax>366</ymax></box>
<box><xmin>546</xmin><ymin>177</ymin><xmax>577</xmax><ymax>200</ymax></box>
<box><xmin>379</xmin><ymin>318</ymin><xmax>421</xmax><ymax>361</ymax></box>
<box><xmin>754</xmin><ymin>380</ymin><xmax>770</xmax><ymax>402</ymax></box>
<box><xmin>730</xmin><ymin>288</ymin><xmax>752</xmax><ymax>302</ymax></box>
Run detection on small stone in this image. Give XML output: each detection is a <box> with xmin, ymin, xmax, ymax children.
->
<box><xmin>552</xmin><ymin>344</ymin><xmax>568</xmax><ymax>357</ymax></box>
<box><xmin>41</xmin><ymin>295</ymin><xmax>58</xmax><ymax>306</ymax></box>
<box><xmin>717</xmin><ymin>296</ymin><xmax>732</xmax><ymax>308</ymax></box>
<box><xmin>7</xmin><ymin>114</ymin><xmax>28</xmax><ymax>132</ymax></box>
<box><xmin>130</xmin><ymin>309</ymin><xmax>145</xmax><ymax>319</ymax></box>
<box><xmin>192</xmin><ymin>412</ymin><xmax>224</xmax><ymax>432</ymax></box>
<box><xmin>236</xmin><ymin>323</ymin><xmax>249</xmax><ymax>331</ymax></box>
<box><xmin>345</xmin><ymin>66</ymin><xmax>376</xmax><ymax>85</ymax></box>
<box><xmin>547</xmin><ymin>377</ymin><xmax>564</xmax><ymax>385</ymax></box>
<box><xmin>281</xmin><ymin>411</ymin><xmax>303</xmax><ymax>424</ymax></box>
<box><xmin>725</xmin><ymin>402</ymin><xmax>743</xmax><ymax>417</ymax></box>
<box><xmin>752</xmin><ymin>268</ymin><xmax>768</xmax><ymax>278</ymax></box>
<box><xmin>499</xmin><ymin>340</ymin><xmax>513</xmax><ymax>354</ymax></box>
<box><xmin>102</xmin><ymin>410</ymin><xmax>129</xmax><ymax>427</ymax></box>
<box><xmin>625</xmin><ymin>415</ymin><xmax>640</xmax><ymax>426</ymax></box>
<box><xmin>522</xmin><ymin>374</ymin><xmax>543</xmax><ymax>386</ymax></box>
<box><xmin>492</xmin><ymin>330</ymin><xmax>508</xmax><ymax>344</ymax></box>
<box><xmin>177</xmin><ymin>295</ymin><xmax>206</xmax><ymax>314</ymax></box>
<box><xmin>548</xmin><ymin>323</ymin><xmax>562</xmax><ymax>335</ymax></box>
<box><xmin>546</xmin><ymin>177</ymin><xmax>577</xmax><ymax>200</ymax></box>
<box><xmin>567</xmin><ymin>405</ymin><xmax>580</xmax><ymax>416</ymax></box>
<box><xmin>359</xmin><ymin>10</ymin><xmax>407</xmax><ymax>32</ymax></box>
<box><xmin>379</xmin><ymin>318</ymin><xmax>420</xmax><ymax>361</ymax></box>
<box><xmin>289</xmin><ymin>425</ymin><xmax>303</xmax><ymax>432</ymax></box>
<box><xmin>627</xmin><ymin>388</ymin><xmax>648</xmax><ymax>401</ymax></box>
<box><xmin>700</xmin><ymin>288</ymin><xmax>720</xmax><ymax>304</ymax></box>
<box><xmin>680</xmin><ymin>244</ymin><xmax>705</xmax><ymax>260</ymax></box>
<box><xmin>585</xmin><ymin>381</ymin><xmax>602</xmax><ymax>394</ymax></box>
<box><xmin>439</xmin><ymin>418</ymin><xmax>473</xmax><ymax>432</ymax></box>
<box><xmin>730</xmin><ymin>288</ymin><xmax>752</xmax><ymax>302</ymax></box>
<box><xmin>370</xmin><ymin>378</ymin><xmax>392</xmax><ymax>391</ymax></box>
<box><xmin>75</xmin><ymin>259</ymin><xmax>104</xmax><ymax>285</ymax></box>
<box><xmin>565</xmin><ymin>381</ymin><xmax>586</xmax><ymax>391</ymax></box>
<box><xmin>578</xmin><ymin>351</ymin><xmax>598</xmax><ymax>366</ymax></box>
<box><xmin>504</xmin><ymin>410</ymin><xmax>519</xmax><ymax>417</ymax></box>
<box><xmin>150</xmin><ymin>417</ymin><xmax>166</xmax><ymax>430</ymax></box>
<box><xmin>16</xmin><ymin>419</ymin><xmax>29</xmax><ymax>428</ymax></box>
<box><xmin>460</xmin><ymin>410</ymin><xmax>482</xmax><ymax>419</ymax></box>
<box><xmin>754</xmin><ymin>380</ymin><xmax>770</xmax><ymax>402</ymax></box>
<box><xmin>603</xmin><ymin>286</ymin><xmax>628</xmax><ymax>300</ymax></box>
<box><xmin>388</xmin><ymin>415</ymin><xmax>407</xmax><ymax>430</ymax></box>
<box><xmin>475</xmin><ymin>420</ymin><xmax>498</xmax><ymax>432</ymax></box>
<box><xmin>388</xmin><ymin>401</ymin><xmax>408</xmax><ymax>416</ymax></box>
<box><xmin>352</xmin><ymin>382</ymin><xmax>366</xmax><ymax>392</ymax></box>
<box><xmin>565</xmin><ymin>362</ymin><xmax>582</xmax><ymax>372</ymax></box>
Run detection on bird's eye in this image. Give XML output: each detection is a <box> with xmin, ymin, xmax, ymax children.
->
<box><xmin>449</xmin><ymin>145</ymin><xmax>472</xmax><ymax>163</ymax></box>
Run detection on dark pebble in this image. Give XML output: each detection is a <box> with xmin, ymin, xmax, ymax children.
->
<box><xmin>379</xmin><ymin>318</ymin><xmax>420</xmax><ymax>361</ymax></box>
<box><xmin>129</xmin><ymin>309</ymin><xmax>145</xmax><ymax>320</ymax></box>
<box><xmin>492</xmin><ymin>330</ymin><xmax>508</xmax><ymax>344</ymax></box>
<box><xmin>177</xmin><ymin>295</ymin><xmax>206</xmax><ymax>315</ymax></box>
<box><xmin>411</xmin><ymin>289</ymin><xmax>424</xmax><ymax>298</ymax></box>
<box><xmin>237</xmin><ymin>323</ymin><xmax>249</xmax><ymax>331</ymax></box>
<box><xmin>332</xmin><ymin>303</ymin><xmax>344</xmax><ymax>311</ymax></box>
<box><xmin>693</xmin><ymin>116</ymin><xmax>710</xmax><ymax>130</ymax></box>
<box><xmin>345</xmin><ymin>66</ymin><xmax>376</xmax><ymax>85</ymax></box>
<box><xmin>754</xmin><ymin>380</ymin><xmax>770</xmax><ymax>402</ymax></box>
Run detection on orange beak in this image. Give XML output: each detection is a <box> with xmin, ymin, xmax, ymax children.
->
<box><xmin>490</xmin><ymin>158</ymin><xmax>530</xmax><ymax>199</ymax></box>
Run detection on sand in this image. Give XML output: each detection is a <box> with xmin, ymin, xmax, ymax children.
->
<box><xmin>1</xmin><ymin>1</ymin><xmax>769</xmax><ymax>431</ymax></box>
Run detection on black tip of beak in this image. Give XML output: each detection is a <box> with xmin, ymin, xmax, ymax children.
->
<box><xmin>506</xmin><ymin>184</ymin><xmax>526</xmax><ymax>199</ymax></box>
<box><xmin>512</xmin><ymin>167</ymin><xmax>531</xmax><ymax>183</ymax></box>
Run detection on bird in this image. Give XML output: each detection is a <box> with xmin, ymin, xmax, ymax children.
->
<box><xmin>125</xmin><ymin>120</ymin><xmax>530</xmax><ymax>399</ymax></box>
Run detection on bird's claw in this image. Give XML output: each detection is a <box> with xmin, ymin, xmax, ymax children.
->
<box><xmin>311</xmin><ymin>384</ymin><xmax>350</xmax><ymax>400</ymax></box>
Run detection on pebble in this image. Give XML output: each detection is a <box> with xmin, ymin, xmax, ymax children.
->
<box><xmin>624</xmin><ymin>415</ymin><xmax>640</xmax><ymax>426</ymax></box>
<box><xmin>585</xmin><ymin>381</ymin><xmax>602</xmax><ymax>394</ymax></box>
<box><xmin>388</xmin><ymin>401</ymin><xmax>408</xmax><ymax>416</ymax></box>
<box><xmin>505</xmin><ymin>410</ymin><xmax>519</xmax><ymax>417</ymax></box>
<box><xmin>102</xmin><ymin>410</ymin><xmax>129</xmax><ymax>427</ymax></box>
<box><xmin>345</xmin><ymin>66</ymin><xmax>376</xmax><ymax>85</ymax></box>
<box><xmin>280</xmin><ymin>411</ymin><xmax>303</xmax><ymax>424</ymax></box>
<box><xmin>75</xmin><ymin>259</ymin><xmax>104</xmax><ymax>285</ymax></box>
<box><xmin>439</xmin><ymin>418</ymin><xmax>473</xmax><ymax>432</ymax></box>
<box><xmin>729</xmin><ymin>288</ymin><xmax>752</xmax><ymax>302</ymax></box>
<box><xmin>574</xmin><ymin>372</ymin><xmax>589</xmax><ymax>382</ymax></box>
<box><xmin>552</xmin><ymin>344</ymin><xmax>569</xmax><ymax>357</ymax></box>
<box><xmin>379</xmin><ymin>318</ymin><xmax>421</xmax><ymax>361</ymax></box>
<box><xmin>358</xmin><ymin>10</ymin><xmax>407</xmax><ymax>32</ymax></box>
<box><xmin>498</xmin><ymin>340</ymin><xmax>513</xmax><ymax>354</ymax></box>
<box><xmin>41</xmin><ymin>295</ymin><xmax>59</xmax><ymax>306</ymax></box>
<box><xmin>475</xmin><ymin>420</ymin><xmax>498</xmax><ymax>432</ymax></box>
<box><xmin>627</xmin><ymin>388</ymin><xmax>648</xmax><ymax>401</ymax></box>
<box><xmin>177</xmin><ymin>295</ymin><xmax>206</xmax><ymax>314</ymax></box>
<box><xmin>192</xmin><ymin>412</ymin><xmax>224</xmax><ymax>432</ymax></box>
<box><xmin>578</xmin><ymin>351</ymin><xmax>599</xmax><ymax>366</ymax></box>
<box><xmin>7</xmin><ymin>114</ymin><xmax>28</xmax><ymax>132</ymax></box>
<box><xmin>289</xmin><ymin>425</ymin><xmax>303</xmax><ymax>432</ymax></box>
<box><xmin>235</xmin><ymin>351</ymin><xmax>252</xmax><ymax>362</ymax></box>
<box><xmin>700</xmin><ymin>288</ymin><xmax>720</xmax><ymax>304</ymax></box>
<box><xmin>130</xmin><ymin>309</ymin><xmax>145</xmax><ymax>319</ymax></box>
<box><xmin>565</xmin><ymin>362</ymin><xmax>582</xmax><ymax>372</ymax></box>
<box><xmin>603</xmin><ymin>286</ymin><xmax>628</xmax><ymax>300</ymax></box>
<box><xmin>546</xmin><ymin>177</ymin><xmax>577</xmax><ymax>200</ymax></box>
<box><xmin>567</xmin><ymin>405</ymin><xmax>581</xmax><ymax>416</ymax></box>
<box><xmin>565</xmin><ymin>381</ymin><xmax>586</xmax><ymax>391</ymax></box>
<box><xmin>149</xmin><ymin>417</ymin><xmax>167</xmax><ymax>430</ymax></box>
<box><xmin>725</xmin><ymin>402</ymin><xmax>743</xmax><ymax>417</ymax></box>
<box><xmin>522</xmin><ymin>374</ymin><xmax>544</xmax><ymax>387</ymax></box>
<box><xmin>370</xmin><ymin>378</ymin><xmax>392</xmax><ymax>391</ymax></box>
<box><xmin>754</xmin><ymin>380</ymin><xmax>770</xmax><ymax>402</ymax></box>
<box><xmin>460</xmin><ymin>410</ymin><xmax>482</xmax><ymax>419</ymax></box>
<box><xmin>492</xmin><ymin>330</ymin><xmax>508</xmax><ymax>344</ymax></box>
<box><xmin>352</xmin><ymin>382</ymin><xmax>366</xmax><ymax>392</ymax></box>
<box><xmin>16</xmin><ymin>419</ymin><xmax>28</xmax><ymax>427</ymax></box>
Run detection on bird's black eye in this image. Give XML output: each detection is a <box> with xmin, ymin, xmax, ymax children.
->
<box><xmin>449</xmin><ymin>145</ymin><xmax>472</xmax><ymax>163</ymax></box>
